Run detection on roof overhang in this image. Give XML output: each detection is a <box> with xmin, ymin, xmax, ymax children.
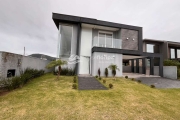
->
<box><xmin>52</xmin><ymin>13</ymin><xmax>142</xmax><ymax>31</ymax></box>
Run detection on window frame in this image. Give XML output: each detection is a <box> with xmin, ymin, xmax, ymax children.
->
<box><xmin>98</xmin><ymin>31</ymin><xmax>113</xmax><ymax>48</ymax></box>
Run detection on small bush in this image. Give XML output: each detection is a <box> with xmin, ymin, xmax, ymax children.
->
<box><xmin>58</xmin><ymin>68</ymin><xmax>75</xmax><ymax>76</ymax></box>
<box><xmin>137</xmin><ymin>80</ymin><xmax>141</xmax><ymax>83</ymax></box>
<box><xmin>105</xmin><ymin>68</ymin><xmax>108</xmax><ymax>77</ymax></box>
<box><xmin>125</xmin><ymin>76</ymin><xmax>128</xmax><ymax>79</ymax></box>
<box><xmin>95</xmin><ymin>75</ymin><xmax>98</xmax><ymax>78</ymax></box>
<box><xmin>99</xmin><ymin>77</ymin><xmax>102</xmax><ymax>80</ymax></box>
<box><xmin>98</xmin><ymin>68</ymin><xmax>101</xmax><ymax>77</ymax></box>
<box><xmin>109</xmin><ymin>83</ymin><xmax>113</xmax><ymax>88</ymax></box>
<box><xmin>131</xmin><ymin>78</ymin><xmax>135</xmax><ymax>81</ymax></box>
<box><xmin>72</xmin><ymin>84</ymin><xmax>77</xmax><ymax>89</ymax></box>
<box><xmin>73</xmin><ymin>77</ymin><xmax>77</xmax><ymax>83</ymax></box>
<box><xmin>103</xmin><ymin>80</ymin><xmax>106</xmax><ymax>84</ymax></box>
<box><xmin>150</xmin><ymin>85</ymin><xmax>155</xmax><ymax>88</ymax></box>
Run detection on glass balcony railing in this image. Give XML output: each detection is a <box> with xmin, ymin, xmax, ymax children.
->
<box><xmin>92</xmin><ymin>36</ymin><xmax>122</xmax><ymax>49</ymax></box>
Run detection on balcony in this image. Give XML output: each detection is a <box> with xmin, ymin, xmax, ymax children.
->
<box><xmin>92</xmin><ymin>36</ymin><xmax>122</xmax><ymax>49</ymax></box>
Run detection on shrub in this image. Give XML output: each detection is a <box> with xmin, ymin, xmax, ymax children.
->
<box><xmin>95</xmin><ymin>75</ymin><xmax>98</xmax><ymax>78</ymax></box>
<box><xmin>60</xmin><ymin>68</ymin><xmax>75</xmax><ymax>76</ymax></box>
<box><xmin>109</xmin><ymin>83</ymin><xmax>113</xmax><ymax>88</ymax></box>
<box><xmin>105</xmin><ymin>68</ymin><xmax>108</xmax><ymax>77</ymax></box>
<box><xmin>73</xmin><ymin>77</ymin><xmax>77</xmax><ymax>83</ymax></box>
<box><xmin>150</xmin><ymin>85</ymin><xmax>155</xmax><ymax>88</ymax></box>
<box><xmin>98</xmin><ymin>68</ymin><xmax>101</xmax><ymax>77</ymax></box>
<box><xmin>137</xmin><ymin>80</ymin><xmax>141</xmax><ymax>83</ymax></box>
<box><xmin>99</xmin><ymin>77</ymin><xmax>102</xmax><ymax>80</ymax></box>
<box><xmin>72</xmin><ymin>84</ymin><xmax>77</xmax><ymax>89</ymax></box>
<box><xmin>1</xmin><ymin>68</ymin><xmax>44</xmax><ymax>91</ymax></box>
<box><xmin>125</xmin><ymin>76</ymin><xmax>128</xmax><ymax>79</ymax></box>
<box><xmin>103</xmin><ymin>80</ymin><xmax>106</xmax><ymax>84</ymax></box>
<box><xmin>131</xmin><ymin>78</ymin><xmax>135</xmax><ymax>81</ymax></box>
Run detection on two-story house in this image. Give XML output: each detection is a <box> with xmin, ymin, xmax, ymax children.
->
<box><xmin>52</xmin><ymin>13</ymin><xmax>163</xmax><ymax>77</ymax></box>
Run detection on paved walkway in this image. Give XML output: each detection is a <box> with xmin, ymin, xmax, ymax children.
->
<box><xmin>123</xmin><ymin>73</ymin><xmax>160</xmax><ymax>78</ymax></box>
<box><xmin>78</xmin><ymin>76</ymin><xmax>107</xmax><ymax>90</ymax></box>
<box><xmin>136</xmin><ymin>77</ymin><xmax>180</xmax><ymax>88</ymax></box>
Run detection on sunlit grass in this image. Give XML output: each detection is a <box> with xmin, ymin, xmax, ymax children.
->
<box><xmin>0</xmin><ymin>73</ymin><xmax>180</xmax><ymax>119</ymax></box>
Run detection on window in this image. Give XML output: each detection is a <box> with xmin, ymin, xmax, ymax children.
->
<box><xmin>58</xmin><ymin>24</ymin><xmax>73</xmax><ymax>58</ymax></box>
<box><xmin>7</xmin><ymin>69</ymin><xmax>15</xmax><ymax>78</ymax></box>
<box><xmin>146</xmin><ymin>44</ymin><xmax>154</xmax><ymax>53</ymax></box>
<box><xmin>99</xmin><ymin>33</ymin><xmax>106</xmax><ymax>47</ymax></box>
<box><xmin>177</xmin><ymin>49</ymin><xmax>180</xmax><ymax>58</ymax></box>
<box><xmin>106</xmin><ymin>34</ymin><xmax>112</xmax><ymax>48</ymax></box>
<box><xmin>98</xmin><ymin>32</ymin><xmax>113</xmax><ymax>48</ymax></box>
<box><xmin>170</xmin><ymin>48</ymin><xmax>175</xmax><ymax>59</ymax></box>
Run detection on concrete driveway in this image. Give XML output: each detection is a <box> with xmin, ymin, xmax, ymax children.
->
<box><xmin>136</xmin><ymin>77</ymin><xmax>180</xmax><ymax>88</ymax></box>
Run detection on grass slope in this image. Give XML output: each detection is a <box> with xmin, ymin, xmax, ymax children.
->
<box><xmin>0</xmin><ymin>74</ymin><xmax>180</xmax><ymax>120</ymax></box>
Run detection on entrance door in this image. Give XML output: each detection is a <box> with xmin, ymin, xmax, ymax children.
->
<box><xmin>79</xmin><ymin>56</ymin><xmax>90</xmax><ymax>74</ymax></box>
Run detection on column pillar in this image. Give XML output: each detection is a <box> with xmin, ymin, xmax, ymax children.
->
<box><xmin>142</xmin><ymin>58</ymin><xmax>146</xmax><ymax>74</ymax></box>
<box><xmin>150</xmin><ymin>57</ymin><xmax>154</xmax><ymax>75</ymax></box>
<box><xmin>131</xmin><ymin>59</ymin><xmax>134</xmax><ymax>73</ymax></box>
<box><xmin>159</xmin><ymin>57</ymin><xmax>163</xmax><ymax>77</ymax></box>
<box><xmin>136</xmin><ymin>59</ymin><xmax>139</xmax><ymax>73</ymax></box>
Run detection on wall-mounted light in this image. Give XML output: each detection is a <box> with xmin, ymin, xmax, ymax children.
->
<box><xmin>133</xmin><ymin>38</ymin><xmax>135</xmax><ymax>41</ymax></box>
<box><xmin>126</xmin><ymin>38</ymin><xmax>129</xmax><ymax>40</ymax></box>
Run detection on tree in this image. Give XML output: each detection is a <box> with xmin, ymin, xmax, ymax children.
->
<box><xmin>108</xmin><ymin>64</ymin><xmax>120</xmax><ymax>77</ymax></box>
<box><xmin>105</xmin><ymin>68</ymin><xmax>108</xmax><ymax>77</ymax></box>
<box><xmin>46</xmin><ymin>59</ymin><xmax>67</xmax><ymax>80</ymax></box>
<box><xmin>98</xmin><ymin>68</ymin><xmax>101</xmax><ymax>77</ymax></box>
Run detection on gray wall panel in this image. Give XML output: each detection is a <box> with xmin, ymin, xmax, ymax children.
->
<box><xmin>121</xmin><ymin>29</ymin><xmax>138</xmax><ymax>50</ymax></box>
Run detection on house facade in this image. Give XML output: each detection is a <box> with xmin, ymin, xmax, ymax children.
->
<box><xmin>53</xmin><ymin>13</ymin><xmax>163</xmax><ymax>77</ymax></box>
<box><xmin>143</xmin><ymin>39</ymin><xmax>180</xmax><ymax>61</ymax></box>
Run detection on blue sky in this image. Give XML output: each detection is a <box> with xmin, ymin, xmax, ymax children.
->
<box><xmin>0</xmin><ymin>0</ymin><xmax>180</xmax><ymax>57</ymax></box>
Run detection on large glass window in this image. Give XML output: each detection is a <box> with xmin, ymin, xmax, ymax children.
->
<box><xmin>98</xmin><ymin>32</ymin><xmax>113</xmax><ymax>48</ymax></box>
<box><xmin>59</xmin><ymin>25</ymin><xmax>73</xmax><ymax>58</ymax></box>
<box><xmin>170</xmin><ymin>48</ymin><xmax>175</xmax><ymax>59</ymax></box>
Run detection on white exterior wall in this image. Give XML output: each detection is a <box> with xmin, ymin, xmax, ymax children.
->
<box><xmin>0</xmin><ymin>52</ymin><xmax>52</xmax><ymax>79</ymax></box>
<box><xmin>78</xmin><ymin>27</ymin><xmax>92</xmax><ymax>74</ymax></box>
<box><xmin>21</xmin><ymin>56</ymin><xmax>53</xmax><ymax>73</ymax></box>
<box><xmin>92</xmin><ymin>52</ymin><xmax>122</xmax><ymax>77</ymax></box>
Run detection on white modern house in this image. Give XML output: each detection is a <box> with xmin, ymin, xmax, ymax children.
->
<box><xmin>53</xmin><ymin>13</ymin><xmax>164</xmax><ymax>77</ymax></box>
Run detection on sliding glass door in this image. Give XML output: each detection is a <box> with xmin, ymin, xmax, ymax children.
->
<box><xmin>98</xmin><ymin>32</ymin><xmax>113</xmax><ymax>48</ymax></box>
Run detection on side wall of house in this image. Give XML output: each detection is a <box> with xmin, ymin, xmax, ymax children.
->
<box><xmin>92</xmin><ymin>52</ymin><xmax>122</xmax><ymax>77</ymax></box>
<box><xmin>121</xmin><ymin>29</ymin><xmax>138</xmax><ymax>50</ymax></box>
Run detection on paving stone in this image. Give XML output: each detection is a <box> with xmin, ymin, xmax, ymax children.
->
<box><xmin>78</xmin><ymin>76</ymin><xmax>107</xmax><ymax>90</ymax></box>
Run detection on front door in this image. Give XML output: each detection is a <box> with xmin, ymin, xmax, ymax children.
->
<box><xmin>79</xmin><ymin>56</ymin><xmax>90</xmax><ymax>74</ymax></box>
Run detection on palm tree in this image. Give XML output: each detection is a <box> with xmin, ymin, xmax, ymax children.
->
<box><xmin>46</xmin><ymin>59</ymin><xmax>67</xmax><ymax>80</ymax></box>
<box><xmin>108</xmin><ymin>64</ymin><xmax>120</xmax><ymax>77</ymax></box>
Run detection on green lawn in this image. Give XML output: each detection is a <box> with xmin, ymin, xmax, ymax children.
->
<box><xmin>1</xmin><ymin>74</ymin><xmax>180</xmax><ymax>120</ymax></box>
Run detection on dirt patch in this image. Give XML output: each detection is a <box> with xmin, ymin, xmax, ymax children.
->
<box><xmin>0</xmin><ymin>90</ymin><xmax>9</xmax><ymax>96</ymax></box>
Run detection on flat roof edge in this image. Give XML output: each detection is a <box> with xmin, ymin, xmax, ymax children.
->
<box><xmin>52</xmin><ymin>13</ymin><xmax>142</xmax><ymax>30</ymax></box>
